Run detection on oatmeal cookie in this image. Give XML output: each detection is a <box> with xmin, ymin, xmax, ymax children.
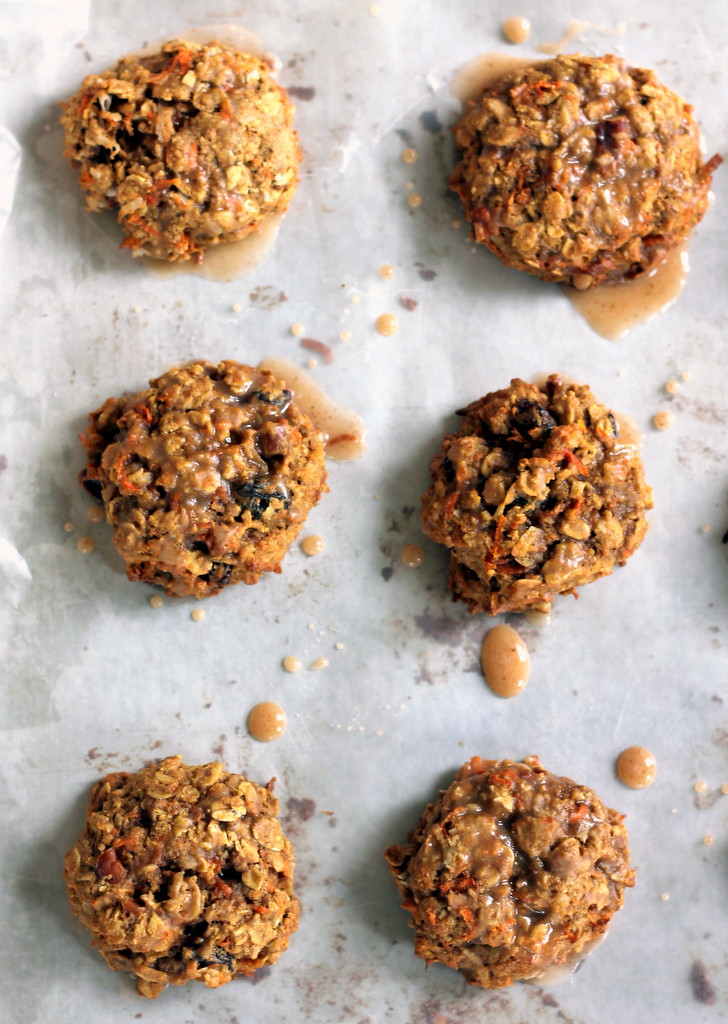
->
<box><xmin>64</xmin><ymin>755</ymin><xmax>300</xmax><ymax>999</ymax></box>
<box><xmin>450</xmin><ymin>54</ymin><xmax>721</xmax><ymax>288</ymax></box>
<box><xmin>385</xmin><ymin>756</ymin><xmax>634</xmax><ymax>988</ymax></box>
<box><xmin>421</xmin><ymin>376</ymin><xmax>651</xmax><ymax>614</ymax></box>
<box><xmin>80</xmin><ymin>360</ymin><xmax>326</xmax><ymax>598</ymax></box>
<box><xmin>61</xmin><ymin>39</ymin><xmax>301</xmax><ymax>261</ymax></box>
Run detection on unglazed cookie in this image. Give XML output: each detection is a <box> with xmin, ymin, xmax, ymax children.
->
<box><xmin>61</xmin><ymin>40</ymin><xmax>300</xmax><ymax>261</ymax></box>
<box><xmin>64</xmin><ymin>756</ymin><xmax>299</xmax><ymax>998</ymax></box>
<box><xmin>450</xmin><ymin>54</ymin><xmax>720</xmax><ymax>288</ymax></box>
<box><xmin>80</xmin><ymin>360</ymin><xmax>326</xmax><ymax>597</ymax></box>
<box><xmin>421</xmin><ymin>376</ymin><xmax>651</xmax><ymax>614</ymax></box>
<box><xmin>385</xmin><ymin>756</ymin><xmax>634</xmax><ymax>988</ymax></box>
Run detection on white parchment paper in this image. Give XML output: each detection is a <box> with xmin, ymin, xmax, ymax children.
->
<box><xmin>1</xmin><ymin>2</ymin><xmax>728</xmax><ymax>1022</ymax></box>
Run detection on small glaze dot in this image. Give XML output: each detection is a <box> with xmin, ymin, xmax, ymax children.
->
<box><xmin>407</xmin><ymin>193</ymin><xmax>422</xmax><ymax>208</ymax></box>
<box><xmin>339</xmin><ymin>329</ymin><xmax>352</xmax><ymax>341</ymax></box>
<box><xmin>301</xmin><ymin>535</ymin><xmax>324</xmax><ymax>557</ymax></box>
<box><xmin>291</xmin><ymin>323</ymin><xmax>305</xmax><ymax>336</ymax></box>
<box><xmin>87</xmin><ymin>505</ymin><xmax>105</xmax><ymax>522</ymax></box>
<box><xmin>376</xmin><ymin>313</ymin><xmax>399</xmax><ymax>337</ymax></box>
<box><xmin>379</xmin><ymin>263</ymin><xmax>395</xmax><ymax>280</ymax></box>
<box><xmin>402</xmin><ymin>148</ymin><xmax>418</xmax><ymax>164</ymax></box>
<box><xmin>653</xmin><ymin>410</ymin><xmax>675</xmax><ymax>431</ymax></box>
<box><xmin>694</xmin><ymin>781</ymin><xmax>707</xmax><ymax>793</ymax></box>
<box><xmin>149</xmin><ymin>595</ymin><xmax>164</xmax><ymax>609</ymax></box>
<box><xmin>191</xmin><ymin>608</ymin><xmax>205</xmax><ymax>622</ymax></box>
<box><xmin>664</xmin><ymin>379</ymin><xmax>680</xmax><ymax>395</ymax></box>
<box><xmin>231</xmin><ymin>303</ymin><xmax>242</xmax><ymax>312</ymax></box>
<box><xmin>283</xmin><ymin>656</ymin><xmax>302</xmax><ymax>673</ymax></box>
<box><xmin>502</xmin><ymin>15</ymin><xmax>531</xmax><ymax>43</ymax></box>
<box><xmin>703</xmin><ymin>835</ymin><xmax>715</xmax><ymax>846</ymax></box>
<box><xmin>401</xmin><ymin>543</ymin><xmax>424</xmax><ymax>568</ymax></box>
<box><xmin>64</xmin><ymin>521</ymin><xmax>75</xmax><ymax>532</ymax></box>
<box><xmin>247</xmin><ymin>702</ymin><xmax>287</xmax><ymax>742</ymax></box>
<box><xmin>76</xmin><ymin>536</ymin><xmax>95</xmax><ymax>554</ymax></box>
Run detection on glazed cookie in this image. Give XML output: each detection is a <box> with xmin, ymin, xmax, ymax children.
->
<box><xmin>61</xmin><ymin>39</ymin><xmax>300</xmax><ymax>261</ymax></box>
<box><xmin>421</xmin><ymin>375</ymin><xmax>652</xmax><ymax>614</ymax></box>
<box><xmin>64</xmin><ymin>755</ymin><xmax>300</xmax><ymax>998</ymax></box>
<box><xmin>385</xmin><ymin>756</ymin><xmax>634</xmax><ymax>988</ymax></box>
<box><xmin>80</xmin><ymin>360</ymin><xmax>327</xmax><ymax>598</ymax></box>
<box><xmin>450</xmin><ymin>54</ymin><xmax>720</xmax><ymax>288</ymax></box>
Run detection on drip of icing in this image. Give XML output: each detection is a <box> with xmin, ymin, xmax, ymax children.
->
<box><xmin>481</xmin><ymin>624</ymin><xmax>530</xmax><ymax>697</ymax></box>
<box><xmin>259</xmin><ymin>358</ymin><xmax>367</xmax><ymax>462</ymax></box>
<box><xmin>564</xmin><ymin>246</ymin><xmax>689</xmax><ymax>341</ymax></box>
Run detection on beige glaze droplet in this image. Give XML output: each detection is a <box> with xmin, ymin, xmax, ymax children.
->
<box><xmin>665</xmin><ymin>380</ymin><xmax>680</xmax><ymax>395</ymax></box>
<box><xmin>407</xmin><ymin>193</ymin><xmax>422</xmax><ymax>208</ymax></box>
<box><xmin>616</xmin><ymin>747</ymin><xmax>657</xmax><ymax>789</ymax></box>
<box><xmin>564</xmin><ymin>246</ymin><xmax>689</xmax><ymax>341</ymax></box>
<box><xmin>653</xmin><ymin>410</ymin><xmax>675</xmax><ymax>431</ymax></box>
<box><xmin>402</xmin><ymin>147</ymin><xmax>418</xmax><ymax>164</ymax></box>
<box><xmin>703</xmin><ymin>835</ymin><xmax>715</xmax><ymax>846</ymax></box>
<box><xmin>191</xmin><ymin>608</ymin><xmax>205</xmax><ymax>622</ymax></box>
<box><xmin>77</xmin><ymin>536</ymin><xmax>95</xmax><ymax>554</ymax></box>
<box><xmin>87</xmin><ymin>505</ymin><xmax>105</xmax><ymax>522</ymax></box>
<box><xmin>64</xmin><ymin>521</ymin><xmax>74</xmax><ymax>532</ymax></box>
<box><xmin>291</xmin><ymin>322</ymin><xmax>305</xmax><ymax>336</ymax></box>
<box><xmin>301</xmin><ymin>535</ymin><xmax>324</xmax><ymax>556</ymax></box>
<box><xmin>450</xmin><ymin>53</ymin><xmax>534</xmax><ymax>104</ymax></box>
<box><xmin>694</xmin><ymin>780</ymin><xmax>707</xmax><ymax>793</ymax></box>
<box><xmin>149</xmin><ymin>595</ymin><xmax>164</xmax><ymax>608</ymax></box>
<box><xmin>283</xmin><ymin>655</ymin><xmax>302</xmax><ymax>673</ymax></box>
<box><xmin>502</xmin><ymin>16</ymin><xmax>531</xmax><ymax>44</ymax></box>
<box><xmin>401</xmin><ymin>543</ymin><xmax>424</xmax><ymax>568</ymax></box>
<box><xmin>376</xmin><ymin>313</ymin><xmax>399</xmax><ymax>337</ymax></box>
<box><xmin>247</xmin><ymin>702</ymin><xmax>287</xmax><ymax>742</ymax></box>
<box><xmin>339</xmin><ymin>329</ymin><xmax>352</xmax><ymax>341</ymax></box>
<box><xmin>258</xmin><ymin>357</ymin><xmax>367</xmax><ymax>462</ymax></box>
<box><xmin>379</xmin><ymin>263</ymin><xmax>395</xmax><ymax>280</ymax></box>
<box><xmin>681</xmin><ymin>370</ymin><xmax>693</xmax><ymax>381</ymax></box>
<box><xmin>310</xmin><ymin>657</ymin><xmax>329</xmax><ymax>671</ymax></box>
<box><xmin>481</xmin><ymin>624</ymin><xmax>530</xmax><ymax>698</ymax></box>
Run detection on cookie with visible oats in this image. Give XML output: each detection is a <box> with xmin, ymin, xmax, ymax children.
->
<box><xmin>385</xmin><ymin>756</ymin><xmax>634</xmax><ymax>988</ymax></box>
<box><xmin>61</xmin><ymin>39</ymin><xmax>300</xmax><ymax>262</ymax></box>
<box><xmin>64</xmin><ymin>755</ymin><xmax>300</xmax><ymax>999</ymax></box>
<box><xmin>421</xmin><ymin>375</ymin><xmax>651</xmax><ymax>614</ymax></box>
<box><xmin>450</xmin><ymin>54</ymin><xmax>720</xmax><ymax>288</ymax></box>
<box><xmin>80</xmin><ymin>360</ymin><xmax>326</xmax><ymax>598</ymax></box>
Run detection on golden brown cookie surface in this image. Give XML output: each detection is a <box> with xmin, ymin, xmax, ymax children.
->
<box><xmin>64</xmin><ymin>755</ymin><xmax>300</xmax><ymax>998</ymax></box>
<box><xmin>450</xmin><ymin>54</ymin><xmax>720</xmax><ymax>287</ymax></box>
<box><xmin>61</xmin><ymin>40</ymin><xmax>300</xmax><ymax>261</ymax></box>
<box><xmin>385</xmin><ymin>756</ymin><xmax>634</xmax><ymax>988</ymax></box>
<box><xmin>81</xmin><ymin>360</ymin><xmax>327</xmax><ymax>598</ymax></box>
<box><xmin>421</xmin><ymin>375</ymin><xmax>652</xmax><ymax>614</ymax></box>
